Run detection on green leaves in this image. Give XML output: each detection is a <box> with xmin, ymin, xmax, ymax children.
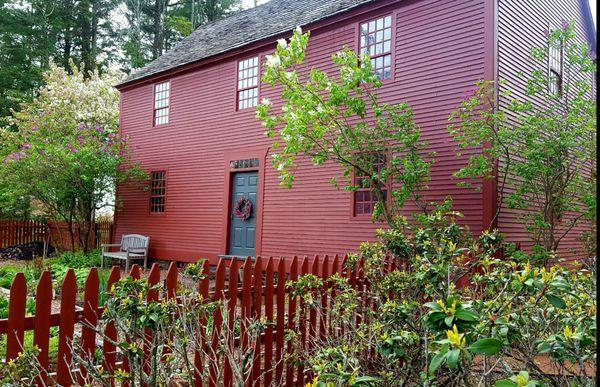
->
<box><xmin>545</xmin><ymin>293</ymin><xmax>567</xmax><ymax>309</ymax></box>
<box><xmin>469</xmin><ymin>338</ymin><xmax>503</xmax><ymax>355</ymax></box>
<box><xmin>0</xmin><ymin>64</ymin><xmax>145</xmax><ymax>251</ymax></box>
<box><xmin>448</xmin><ymin>21</ymin><xmax>596</xmax><ymax>256</ymax></box>
<box><xmin>446</xmin><ymin>349</ymin><xmax>461</xmax><ymax>369</ymax></box>
<box><xmin>425</xmin><ymin>296</ymin><xmax>479</xmax><ymax>332</ymax></box>
<box><xmin>258</xmin><ymin>28</ymin><xmax>432</xmax><ymax>226</ymax></box>
<box><xmin>428</xmin><ymin>351</ymin><xmax>445</xmax><ymax>373</ymax></box>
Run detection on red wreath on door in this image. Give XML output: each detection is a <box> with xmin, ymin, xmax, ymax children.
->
<box><xmin>233</xmin><ymin>196</ymin><xmax>253</xmax><ymax>220</ymax></box>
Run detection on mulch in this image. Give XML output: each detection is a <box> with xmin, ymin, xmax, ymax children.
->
<box><xmin>0</xmin><ymin>241</ymin><xmax>55</xmax><ymax>261</ymax></box>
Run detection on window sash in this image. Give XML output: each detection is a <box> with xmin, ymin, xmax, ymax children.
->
<box><xmin>359</xmin><ymin>15</ymin><xmax>393</xmax><ymax>80</ymax></box>
<box><xmin>547</xmin><ymin>29</ymin><xmax>563</xmax><ymax>96</ymax></box>
<box><xmin>154</xmin><ymin>82</ymin><xmax>170</xmax><ymax>125</ymax></box>
<box><xmin>237</xmin><ymin>57</ymin><xmax>259</xmax><ymax>109</ymax></box>
<box><xmin>150</xmin><ymin>171</ymin><xmax>167</xmax><ymax>213</ymax></box>
<box><xmin>353</xmin><ymin>153</ymin><xmax>388</xmax><ymax>216</ymax></box>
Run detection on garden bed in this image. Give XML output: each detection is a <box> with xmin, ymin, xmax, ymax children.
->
<box><xmin>0</xmin><ymin>241</ymin><xmax>55</xmax><ymax>262</ymax></box>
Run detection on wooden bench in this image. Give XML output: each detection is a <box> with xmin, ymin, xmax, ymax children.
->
<box><xmin>101</xmin><ymin>234</ymin><xmax>150</xmax><ymax>271</ymax></box>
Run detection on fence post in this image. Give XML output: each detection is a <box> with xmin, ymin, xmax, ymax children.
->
<box><xmin>80</xmin><ymin>268</ymin><xmax>99</xmax><ymax>382</ymax></box>
<box><xmin>6</xmin><ymin>273</ymin><xmax>27</xmax><ymax>362</ymax></box>
<box><xmin>264</xmin><ymin>257</ymin><xmax>275</xmax><ymax>386</ymax></box>
<box><xmin>223</xmin><ymin>258</ymin><xmax>239</xmax><ymax>386</ymax></box>
<box><xmin>103</xmin><ymin>266</ymin><xmax>121</xmax><ymax>383</ymax></box>
<box><xmin>143</xmin><ymin>264</ymin><xmax>161</xmax><ymax>382</ymax></box>
<box><xmin>56</xmin><ymin>269</ymin><xmax>77</xmax><ymax>387</ymax></box>
<box><xmin>208</xmin><ymin>259</ymin><xmax>226</xmax><ymax>387</ymax></box>
<box><xmin>251</xmin><ymin>256</ymin><xmax>263</xmax><ymax>384</ymax></box>
<box><xmin>320</xmin><ymin>255</ymin><xmax>329</xmax><ymax>341</ymax></box>
<box><xmin>275</xmin><ymin>257</ymin><xmax>286</xmax><ymax>384</ymax></box>
<box><xmin>296</xmin><ymin>257</ymin><xmax>310</xmax><ymax>385</ymax></box>
<box><xmin>194</xmin><ymin>259</ymin><xmax>211</xmax><ymax>386</ymax></box>
<box><xmin>285</xmin><ymin>256</ymin><xmax>298</xmax><ymax>386</ymax></box>
<box><xmin>33</xmin><ymin>271</ymin><xmax>53</xmax><ymax>386</ymax></box>
<box><xmin>240</xmin><ymin>257</ymin><xmax>253</xmax><ymax>353</ymax></box>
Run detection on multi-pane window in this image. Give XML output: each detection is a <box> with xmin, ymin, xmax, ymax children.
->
<box><xmin>150</xmin><ymin>171</ymin><xmax>166</xmax><ymax>213</ymax></box>
<box><xmin>354</xmin><ymin>154</ymin><xmax>387</xmax><ymax>216</ymax></box>
<box><xmin>548</xmin><ymin>34</ymin><xmax>563</xmax><ymax>96</ymax></box>
<box><xmin>237</xmin><ymin>57</ymin><xmax>259</xmax><ymax>109</ymax></box>
<box><xmin>359</xmin><ymin>15</ymin><xmax>393</xmax><ymax>80</ymax></box>
<box><xmin>154</xmin><ymin>82</ymin><xmax>170</xmax><ymax>125</ymax></box>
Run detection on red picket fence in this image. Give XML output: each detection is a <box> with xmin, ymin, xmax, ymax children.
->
<box><xmin>0</xmin><ymin>219</ymin><xmax>113</xmax><ymax>251</ymax></box>
<box><xmin>0</xmin><ymin>254</ymin><xmax>371</xmax><ymax>385</ymax></box>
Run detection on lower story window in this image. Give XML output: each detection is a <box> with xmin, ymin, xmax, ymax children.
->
<box><xmin>353</xmin><ymin>153</ymin><xmax>387</xmax><ymax>216</ymax></box>
<box><xmin>150</xmin><ymin>171</ymin><xmax>166</xmax><ymax>213</ymax></box>
<box><xmin>354</xmin><ymin>189</ymin><xmax>387</xmax><ymax>215</ymax></box>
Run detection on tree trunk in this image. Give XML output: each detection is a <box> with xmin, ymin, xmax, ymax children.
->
<box><xmin>79</xmin><ymin>0</ymin><xmax>93</xmax><ymax>73</ymax></box>
<box><xmin>90</xmin><ymin>0</ymin><xmax>99</xmax><ymax>71</ymax></box>
<box><xmin>151</xmin><ymin>0</ymin><xmax>164</xmax><ymax>59</ymax></box>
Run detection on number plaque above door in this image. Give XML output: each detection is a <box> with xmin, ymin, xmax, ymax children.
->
<box><xmin>230</xmin><ymin>158</ymin><xmax>259</xmax><ymax>169</ymax></box>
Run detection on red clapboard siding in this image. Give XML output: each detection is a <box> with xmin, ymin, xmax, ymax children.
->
<box><xmin>114</xmin><ymin>0</ymin><xmax>492</xmax><ymax>264</ymax></box>
<box><xmin>496</xmin><ymin>0</ymin><xmax>595</xmax><ymax>260</ymax></box>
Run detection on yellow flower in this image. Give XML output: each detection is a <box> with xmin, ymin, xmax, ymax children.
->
<box><xmin>448</xmin><ymin>241</ymin><xmax>457</xmax><ymax>253</ymax></box>
<box><xmin>517</xmin><ymin>264</ymin><xmax>531</xmax><ymax>283</ymax></box>
<box><xmin>436</xmin><ymin>299</ymin><xmax>446</xmax><ymax>312</ymax></box>
<box><xmin>449</xmin><ymin>299</ymin><xmax>458</xmax><ymax>314</ymax></box>
<box><xmin>516</xmin><ymin>373</ymin><xmax>528</xmax><ymax>387</ymax></box>
<box><xmin>539</xmin><ymin>266</ymin><xmax>556</xmax><ymax>283</ymax></box>
<box><xmin>563</xmin><ymin>326</ymin><xmax>577</xmax><ymax>340</ymax></box>
<box><xmin>304</xmin><ymin>377</ymin><xmax>319</xmax><ymax>387</ymax></box>
<box><xmin>446</xmin><ymin>325</ymin><xmax>465</xmax><ymax>349</ymax></box>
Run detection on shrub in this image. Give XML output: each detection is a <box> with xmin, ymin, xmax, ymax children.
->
<box><xmin>290</xmin><ymin>208</ymin><xmax>596</xmax><ymax>386</ymax></box>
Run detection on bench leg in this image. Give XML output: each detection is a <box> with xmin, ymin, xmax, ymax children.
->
<box><xmin>125</xmin><ymin>253</ymin><xmax>130</xmax><ymax>273</ymax></box>
<box><xmin>143</xmin><ymin>255</ymin><xmax>147</xmax><ymax>270</ymax></box>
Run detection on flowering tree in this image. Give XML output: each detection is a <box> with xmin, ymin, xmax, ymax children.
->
<box><xmin>257</xmin><ymin>28</ymin><xmax>433</xmax><ymax>227</ymax></box>
<box><xmin>0</xmin><ymin>63</ymin><xmax>145</xmax><ymax>251</ymax></box>
<box><xmin>449</xmin><ymin>22</ymin><xmax>596</xmax><ymax>258</ymax></box>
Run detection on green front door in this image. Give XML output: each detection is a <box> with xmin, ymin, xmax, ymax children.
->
<box><xmin>228</xmin><ymin>171</ymin><xmax>258</xmax><ymax>257</ymax></box>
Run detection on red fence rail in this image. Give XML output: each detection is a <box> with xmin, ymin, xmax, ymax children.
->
<box><xmin>0</xmin><ymin>254</ymin><xmax>362</xmax><ymax>385</ymax></box>
<box><xmin>0</xmin><ymin>219</ymin><xmax>113</xmax><ymax>251</ymax></box>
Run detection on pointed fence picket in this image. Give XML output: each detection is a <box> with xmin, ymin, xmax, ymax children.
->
<box><xmin>0</xmin><ymin>253</ymin><xmax>372</xmax><ymax>386</ymax></box>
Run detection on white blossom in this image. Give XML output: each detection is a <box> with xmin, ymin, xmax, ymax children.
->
<box><xmin>265</xmin><ymin>54</ymin><xmax>281</xmax><ymax>68</ymax></box>
<box><xmin>277</xmin><ymin>38</ymin><xmax>288</xmax><ymax>48</ymax></box>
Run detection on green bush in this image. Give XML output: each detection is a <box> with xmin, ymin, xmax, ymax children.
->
<box><xmin>0</xmin><ymin>266</ymin><xmax>21</xmax><ymax>289</ymax></box>
<box><xmin>50</xmin><ymin>250</ymin><xmax>101</xmax><ymax>269</ymax></box>
<box><xmin>295</xmin><ymin>208</ymin><xmax>596</xmax><ymax>386</ymax></box>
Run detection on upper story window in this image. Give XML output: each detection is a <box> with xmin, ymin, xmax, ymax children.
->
<box><xmin>154</xmin><ymin>82</ymin><xmax>170</xmax><ymax>125</ymax></box>
<box><xmin>354</xmin><ymin>153</ymin><xmax>387</xmax><ymax>216</ymax></box>
<box><xmin>548</xmin><ymin>30</ymin><xmax>563</xmax><ymax>96</ymax></box>
<box><xmin>150</xmin><ymin>171</ymin><xmax>167</xmax><ymax>213</ymax></box>
<box><xmin>359</xmin><ymin>15</ymin><xmax>393</xmax><ymax>80</ymax></box>
<box><xmin>237</xmin><ymin>56</ymin><xmax>259</xmax><ymax>110</ymax></box>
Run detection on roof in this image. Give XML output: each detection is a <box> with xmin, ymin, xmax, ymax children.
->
<box><xmin>580</xmin><ymin>0</ymin><xmax>597</xmax><ymax>54</ymax></box>
<box><xmin>119</xmin><ymin>0</ymin><xmax>376</xmax><ymax>87</ymax></box>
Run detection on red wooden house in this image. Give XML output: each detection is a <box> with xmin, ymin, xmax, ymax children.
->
<box><xmin>114</xmin><ymin>0</ymin><xmax>596</xmax><ymax>264</ymax></box>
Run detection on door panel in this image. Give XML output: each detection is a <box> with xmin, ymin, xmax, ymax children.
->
<box><xmin>228</xmin><ymin>171</ymin><xmax>258</xmax><ymax>257</ymax></box>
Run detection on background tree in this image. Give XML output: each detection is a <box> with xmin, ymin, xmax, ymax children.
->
<box><xmin>257</xmin><ymin>28</ymin><xmax>433</xmax><ymax>227</ymax></box>
<box><xmin>0</xmin><ymin>0</ymin><xmax>61</xmax><ymax>126</ymax></box>
<box><xmin>0</xmin><ymin>64</ymin><xmax>145</xmax><ymax>251</ymax></box>
<box><xmin>448</xmin><ymin>21</ymin><xmax>596</xmax><ymax>258</ymax></box>
<box><xmin>0</xmin><ymin>0</ymin><xmax>243</xmax><ymax>123</ymax></box>
<box><xmin>120</xmin><ymin>0</ymin><xmax>241</xmax><ymax>71</ymax></box>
